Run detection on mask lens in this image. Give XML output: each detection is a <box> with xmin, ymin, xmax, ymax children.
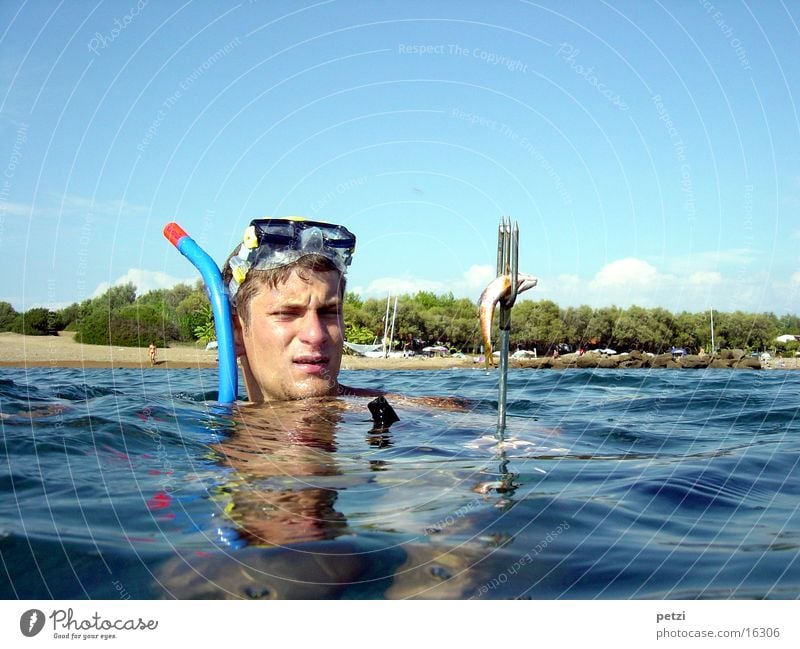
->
<box><xmin>247</xmin><ymin>218</ymin><xmax>355</xmax><ymax>269</ymax></box>
<box><xmin>255</xmin><ymin>221</ymin><xmax>295</xmax><ymax>246</ymax></box>
<box><xmin>320</xmin><ymin>225</ymin><xmax>356</xmax><ymax>248</ymax></box>
<box><xmin>300</xmin><ymin>227</ymin><xmax>325</xmax><ymax>253</ymax></box>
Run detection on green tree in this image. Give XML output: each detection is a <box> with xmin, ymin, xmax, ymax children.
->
<box><xmin>778</xmin><ymin>313</ymin><xmax>800</xmax><ymax>334</ymax></box>
<box><xmin>76</xmin><ymin>303</ymin><xmax>175</xmax><ymax>346</ymax></box>
<box><xmin>0</xmin><ymin>301</ymin><xmax>17</xmax><ymax>331</ymax></box>
<box><xmin>345</xmin><ymin>322</ymin><xmax>376</xmax><ymax>345</ymax></box>
<box><xmin>673</xmin><ymin>311</ymin><xmax>707</xmax><ymax>352</ymax></box>
<box><xmin>344</xmin><ymin>292</ymin><xmax>363</xmax><ymax>308</ymax></box>
<box><xmin>561</xmin><ymin>305</ymin><xmax>593</xmax><ymax>347</ymax></box>
<box><xmin>585</xmin><ymin>306</ymin><xmax>619</xmax><ymax>346</ymax></box>
<box><xmin>98</xmin><ymin>282</ymin><xmax>137</xmax><ymax>310</ymax></box>
<box><xmin>12</xmin><ymin>307</ymin><xmax>62</xmax><ymax>335</ymax></box>
<box><xmin>747</xmin><ymin>312</ymin><xmax>779</xmax><ymax>351</ymax></box>
<box><xmin>176</xmin><ymin>290</ymin><xmax>210</xmax><ymax>341</ymax></box>
<box><xmin>715</xmin><ymin>310</ymin><xmax>772</xmax><ymax>350</ymax></box>
<box><xmin>391</xmin><ymin>299</ymin><xmax>423</xmax><ymax>344</ymax></box>
<box><xmin>56</xmin><ymin>302</ymin><xmax>83</xmax><ymax>331</ymax></box>
<box><xmin>613</xmin><ymin>306</ymin><xmax>650</xmax><ymax>350</ymax></box>
<box><xmin>192</xmin><ymin>304</ymin><xmax>216</xmax><ymax>344</ymax></box>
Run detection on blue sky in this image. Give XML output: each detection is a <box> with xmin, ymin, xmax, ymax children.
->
<box><xmin>1</xmin><ymin>0</ymin><xmax>799</xmax><ymax>315</ymax></box>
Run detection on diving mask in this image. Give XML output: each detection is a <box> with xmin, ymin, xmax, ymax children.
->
<box><xmin>227</xmin><ymin>217</ymin><xmax>356</xmax><ymax>300</ymax></box>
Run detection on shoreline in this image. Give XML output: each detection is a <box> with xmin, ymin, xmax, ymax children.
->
<box><xmin>0</xmin><ymin>331</ymin><xmax>474</xmax><ymax>371</ymax></box>
<box><xmin>1</xmin><ymin>331</ymin><xmax>796</xmax><ymax>371</ymax></box>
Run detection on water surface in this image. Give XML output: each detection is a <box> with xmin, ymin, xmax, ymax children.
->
<box><xmin>1</xmin><ymin>367</ymin><xmax>798</xmax><ymax>598</ymax></box>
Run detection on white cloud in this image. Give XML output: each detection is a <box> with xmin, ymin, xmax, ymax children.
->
<box><xmin>583</xmin><ymin>258</ymin><xmax>667</xmax><ymax>307</ymax></box>
<box><xmin>361</xmin><ymin>264</ymin><xmax>496</xmax><ymax>298</ymax></box>
<box><xmin>60</xmin><ymin>194</ymin><xmax>147</xmax><ymax>216</ymax></box>
<box><xmin>362</xmin><ymin>276</ymin><xmax>444</xmax><ymax>296</ymax></box>
<box><xmin>354</xmin><ymin>257</ymin><xmax>792</xmax><ymax>313</ymax></box>
<box><xmin>458</xmin><ymin>264</ymin><xmax>495</xmax><ymax>292</ymax></box>
<box><xmin>688</xmin><ymin>271</ymin><xmax>722</xmax><ymax>286</ymax></box>
<box><xmin>0</xmin><ymin>195</ymin><xmax>148</xmax><ymax>220</ymax></box>
<box><xmin>556</xmin><ymin>274</ymin><xmax>582</xmax><ymax>290</ymax></box>
<box><xmin>92</xmin><ymin>268</ymin><xmax>196</xmax><ymax>298</ymax></box>
<box><xmin>589</xmin><ymin>258</ymin><xmax>666</xmax><ymax>289</ymax></box>
<box><xmin>0</xmin><ymin>201</ymin><xmax>35</xmax><ymax>217</ymax></box>
<box><xmin>664</xmin><ymin>248</ymin><xmax>757</xmax><ymax>274</ymax></box>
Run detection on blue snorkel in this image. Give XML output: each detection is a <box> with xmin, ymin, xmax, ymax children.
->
<box><xmin>163</xmin><ymin>223</ymin><xmax>238</xmax><ymax>404</ymax></box>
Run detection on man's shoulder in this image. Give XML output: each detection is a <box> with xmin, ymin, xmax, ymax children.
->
<box><xmin>340</xmin><ymin>385</ymin><xmax>470</xmax><ymax>411</ymax></box>
<box><xmin>338</xmin><ymin>384</ymin><xmax>384</xmax><ymax>398</ymax></box>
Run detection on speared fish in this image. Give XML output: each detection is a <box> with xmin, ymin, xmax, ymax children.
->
<box><xmin>478</xmin><ymin>273</ymin><xmax>538</xmax><ymax>368</ymax></box>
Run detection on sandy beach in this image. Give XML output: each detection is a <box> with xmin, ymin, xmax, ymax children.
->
<box><xmin>0</xmin><ymin>331</ymin><xmax>475</xmax><ymax>370</ymax></box>
<box><xmin>1</xmin><ymin>331</ymin><xmax>797</xmax><ymax>371</ymax></box>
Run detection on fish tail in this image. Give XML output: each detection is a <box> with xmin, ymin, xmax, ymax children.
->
<box><xmin>484</xmin><ymin>346</ymin><xmax>494</xmax><ymax>369</ymax></box>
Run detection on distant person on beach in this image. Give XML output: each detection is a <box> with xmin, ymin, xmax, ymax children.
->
<box><xmin>148</xmin><ymin>342</ymin><xmax>157</xmax><ymax>366</ymax></box>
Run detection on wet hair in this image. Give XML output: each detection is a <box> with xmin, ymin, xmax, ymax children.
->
<box><xmin>222</xmin><ymin>253</ymin><xmax>346</xmax><ymax>328</ymax></box>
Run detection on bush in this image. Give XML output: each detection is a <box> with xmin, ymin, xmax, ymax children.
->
<box><xmin>192</xmin><ymin>304</ymin><xmax>216</xmax><ymax>344</ymax></box>
<box><xmin>0</xmin><ymin>301</ymin><xmax>18</xmax><ymax>331</ymax></box>
<box><xmin>10</xmin><ymin>307</ymin><xmax>62</xmax><ymax>335</ymax></box>
<box><xmin>176</xmin><ymin>291</ymin><xmax>210</xmax><ymax>341</ymax></box>
<box><xmin>345</xmin><ymin>322</ymin><xmax>376</xmax><ymax>344</ymax></box>
<box><xmin>57</xmin><ymin>302</ymin><xmax>82</xmax><ymax>331</ymax></box>
<box><xmin>76</xmin><ymin>303</ymin><xmax>178</xmax><ymax>346</ymax></box>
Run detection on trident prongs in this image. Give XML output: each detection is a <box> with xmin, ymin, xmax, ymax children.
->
<box><xmin>496</xmin><ymin>217</ymin><xmax>519</xmax><ymax>436</ymax></box>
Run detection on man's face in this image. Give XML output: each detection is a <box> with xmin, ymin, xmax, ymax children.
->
<box><xmin>237</xmin><ymin>269</ymin><xmax>344</xmax><ymax>401</ymax></box>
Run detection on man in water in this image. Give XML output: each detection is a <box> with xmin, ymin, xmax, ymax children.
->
<box><xmin>222</xmin><ymin>218</ymin><xmax>380</xmax><ymax>403</ymax></box>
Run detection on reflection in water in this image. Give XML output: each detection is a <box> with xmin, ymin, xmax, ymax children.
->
<box><xmin>156</xmin><ymin>397</ymin><xmax>510</xmax><ymax>599</ymax></box>
<box><xmin>212</xmin><ymin>399</ymin><xmax>348</xmax><ymax>547</ymax></box>
<box><xmin>365</xmin><ymin>395</ymin><xmax>398</xmax><ymax>448</ymax></box>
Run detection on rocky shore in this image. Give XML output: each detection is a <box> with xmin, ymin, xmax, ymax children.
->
<box><xmin>1</xmin><ymin>332</ymin><xmax>793</xmax><ymax>371</ymax></box>
<box><xmin>514</xmin><ymin>349</ymin><xmax>776</xmax><ymax>370</ymax></box>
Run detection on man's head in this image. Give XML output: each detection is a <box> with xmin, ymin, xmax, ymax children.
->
<box><xmin>222</xmin><ymin>218</ymin><xmax>355</xmax><ymax>402</ymax></box>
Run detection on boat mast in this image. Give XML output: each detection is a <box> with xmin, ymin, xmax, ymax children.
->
<box><xmin>710</xmin><ymin>307</ymin><xmax>715</xmax><ymax>353</ymax></box>
<box><xmin>386</xmin><ymin>296</ymin><xmax>398</xmax><ymax>358</ymax></box>
<box><xmin>382</xmin><ymin>295</ymin><xmax>391</xmax><ymax>357</ymax></box>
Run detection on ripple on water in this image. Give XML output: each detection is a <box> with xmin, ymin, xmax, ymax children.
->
<box><xmin>0</xmin><ymin>367</ymin><xmax>798</xmax><ymax>599</ymax></box>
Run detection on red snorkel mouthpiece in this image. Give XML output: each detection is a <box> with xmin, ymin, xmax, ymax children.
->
<box><xmin>163</xmin><ymin>222</ymin><xmax>189</xmax><ymax>247</ymax></box>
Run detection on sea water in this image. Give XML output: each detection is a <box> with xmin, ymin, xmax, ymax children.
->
<box><xmin>1</xmin><ymin>366</ymin><xmax>798</xmax><ymax>599</ymax></box>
